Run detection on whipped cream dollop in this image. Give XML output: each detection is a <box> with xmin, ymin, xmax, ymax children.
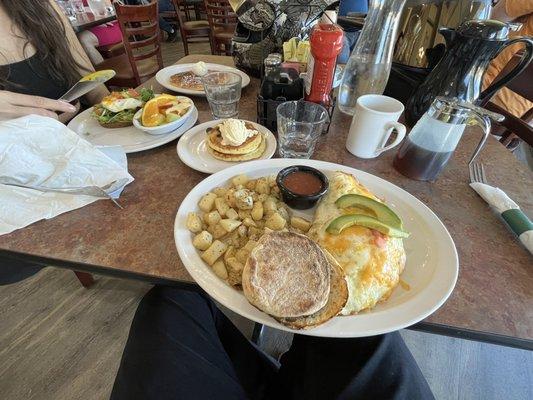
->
<box><xmin>191</xmin><ymin>61</ymin><xmax>208</xmax><ymax>77</ymax></box>
<box><xmin>219</xmin><ymin>119</ymin><xmax>258</xmax><ymax>147</ymax></box>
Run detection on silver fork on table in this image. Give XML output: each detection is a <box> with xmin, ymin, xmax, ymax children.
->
<box><xmin>468</xmin><ymin>161</ymin><xmax>533</xmax><ymax>255</ymax></box>
<box><xmin>469</xmin><ymin>162</ymin><xmax>487</xmax><ymax>184</ymax></box>
<box><xmin>0</xmin><ymin>181</ymin><xmax>123</xmax><ymax>209</ymax></box>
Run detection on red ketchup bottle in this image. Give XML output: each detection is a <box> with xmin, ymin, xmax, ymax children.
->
<box><xmin>305</xmin><ymin>23</ymin><xmax>344</xmax><ymax>107</ymax></box>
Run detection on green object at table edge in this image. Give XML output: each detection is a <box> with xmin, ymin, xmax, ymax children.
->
<box><xmin>501</xmin><ymin>209</ymin><xmax>533</xmax><ymax>236</ymax></box>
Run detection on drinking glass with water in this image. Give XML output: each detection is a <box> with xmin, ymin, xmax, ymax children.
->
<box><xmin>276</xmin><ymin>101</ymin><xmax>329</xmax><ymax>159</ymax></box>
<box><xmin>203</xmin><ymin>72</ymin><xmax>242</xmax><ymax>119</ymax></box>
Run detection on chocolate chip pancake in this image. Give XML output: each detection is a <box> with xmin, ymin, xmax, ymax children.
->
<box><xmin>207</xmin><ymin>122</ymin><xmax>262</xmax><ymax>155</ymax></box>
<box><xmin>207</xmin><ymin>135</ymin><xmax>266</xmax><ymax>162</ymax></box>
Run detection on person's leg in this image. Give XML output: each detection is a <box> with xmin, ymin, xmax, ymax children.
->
<box><xmin>271</xmin><ymin>332</ymin><xmax>434</xmax><ymax>400</ymax></box>
<box><xmin>0</xmin><ymin>255</ymin><xmax>43</xmax><ymax>285</ymax></box>
<box><xmin>158</xmin><ymin>0</ymin><xmax>177</xmax><ymax>41</ymax></box>
<box><xmin>77</xmin><ymin>30</ymin><xmax>104</xmax><ymax>66</ymax></box>
<box><xmin>111</xmin><ymin>286</ymin><xmax>277</xmax><ymax>400</ymax></box>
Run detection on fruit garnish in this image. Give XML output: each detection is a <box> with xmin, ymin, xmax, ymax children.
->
<box><xmin>141</xmin><ymin>95</ymin><xmax>175</xmax><ymax>126</ymax></box>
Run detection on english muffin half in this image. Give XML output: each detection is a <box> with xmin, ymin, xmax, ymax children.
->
<box><xmin>276</xmin><ymin>249</ymin><xmax>348</xmax><ymax>329</ymax></box>
<box><xmin>98</xmin><ymin>120</ymin><xmax>133</xmax><ymax>129</ymax></box>
<box><xmin>242</xmin><ymin>232</ymin><xmax>331</xmax><ymax>318</ymax></box>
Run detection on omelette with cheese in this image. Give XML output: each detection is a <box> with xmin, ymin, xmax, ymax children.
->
<box><xmin>308</xmin><ymin>172</ymin><xmax>406</xmax><ymax>315</ymax></box>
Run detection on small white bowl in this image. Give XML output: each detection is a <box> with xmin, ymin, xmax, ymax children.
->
<box><xmin>133</xmin><ymin>96</ymin><xmax>195</xmax><ymax>135</ymax></box>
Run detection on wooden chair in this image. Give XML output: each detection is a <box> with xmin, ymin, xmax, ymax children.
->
<box><xmin>178</xmin><ymin>0</ymin><xmax>204</xmax><ymax>21</ymax></box>
<box><xmin>96</xmin><ymin>1</ymin><xmax>163</xmax><ymax>88</ymax></box>
<box><xmin>204</xmin><ymin>0</ymin><xmax>237</xmax><ymax>56</ymax></box>
<box><xmin>171</xmin><ymin>0</ymin><xmax>211</xmax><ymax>56</ymax></box>
<box><xmin>483</xmin><ymin>52</ymin><xmax>533</xmax><ymax>149</ymax></box>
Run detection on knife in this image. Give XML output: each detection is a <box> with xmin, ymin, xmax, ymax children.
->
<box><xmin>59</xmin><ymin>70</ymin><xmax>116</xmax><ymax>103</ymax></box>
<box><xmin>470</xmin><ymin>182</ymin><xmax>533</xmax><ymax>255</ymax></box>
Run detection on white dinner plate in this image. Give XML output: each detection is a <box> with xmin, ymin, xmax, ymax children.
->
<box><xmin>177</xmin><ymin>120</ymin><xmax>277</xmax><ymax>174</ymax></box>
<box><xmin>174</xmin><ymin>159</ymin><xmax>459</xmax><ymax>338</ymax></box>
<box><xmin>67</xmin><ymin>106</ymin><xmax>198</xmax><ymax>153</ymax></box>
<box><xmin>155</xmin><ymin>63</ymin><xmax>251</xmax><ymax>96</ymax></box>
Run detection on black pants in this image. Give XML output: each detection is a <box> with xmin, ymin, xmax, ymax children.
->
<box><xmin>111</xmin><ymin>286</ymin><xmax>434</xmax><ymax>400</ymax></box>
<box><xmin>0</xmin><ymin>255</ymin><xmax>42</xmax><ymax>285</ymax></box>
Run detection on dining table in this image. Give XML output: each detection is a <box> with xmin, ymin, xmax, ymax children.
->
<box><xmin>71</xmin><ymin>9</ymin><xmax>116</xmax><ymax>33</ymax></box>
<box><xmin>1</xmin><ymin>55</ymin><xmax>531</xmax><ymax>351</ymax></box>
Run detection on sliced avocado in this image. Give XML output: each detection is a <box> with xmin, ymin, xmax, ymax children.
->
<box><xmin>326</xmin><ymin>214</ymin><xmax>410</xmax><ymax>238</ymax></box>
<box><xmin>335</xmin><ymin>194</ymin><xmax>403</xmax><ymax>230</ymax></box>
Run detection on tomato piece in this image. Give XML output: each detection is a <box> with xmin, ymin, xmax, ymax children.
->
<box><xmin>127</xmin><ymin>88</ymin><xmax>140</xmax><ymax>98</ymax></box>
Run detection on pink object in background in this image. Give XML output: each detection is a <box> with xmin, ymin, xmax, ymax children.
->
<box><xmin>89</xmin><ymin>21</ymin><xmax>122</xmax><ymax>46</ymax></box>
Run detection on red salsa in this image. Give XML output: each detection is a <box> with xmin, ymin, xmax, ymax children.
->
<box><xmin>282</xmin><ymin>171</ymin><xmax>323</xmax><ymax>196</ymax></box>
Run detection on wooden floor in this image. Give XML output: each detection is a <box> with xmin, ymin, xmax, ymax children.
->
<box><xmin>1</xmin><ymin>266</ymin><xmax>531</xmax><ymax>400</ymax></box>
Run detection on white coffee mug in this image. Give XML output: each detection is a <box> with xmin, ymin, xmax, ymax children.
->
<box><xmin>346</xmin><ymin>95</ymin><xmax>407</xmax><ymax>159</ymax></box>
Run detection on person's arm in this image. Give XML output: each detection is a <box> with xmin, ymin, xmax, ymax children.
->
<box><xmin>0</xmin><ymin>91</ymin><xmax>77</xmax><ymax>120</ymax></box>
<box><xmin>50</xmin><ymin>0</ymin><xmax>109</xmax><ymax>105</ymax></box>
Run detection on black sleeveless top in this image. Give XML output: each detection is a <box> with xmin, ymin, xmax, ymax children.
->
<box><xmin>0</xmin><ymin>53</ymin><xmax>71</xmax><ymax>99</ymax></box>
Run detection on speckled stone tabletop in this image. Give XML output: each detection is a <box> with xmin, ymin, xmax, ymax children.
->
<box><xmin>1</xmin><ymin>56</ymin><xmax>531</xmax><ymax>343</ymax></box>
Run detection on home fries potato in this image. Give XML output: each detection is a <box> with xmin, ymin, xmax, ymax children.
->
<box><xmin>186</xmin><ymin>174</ymin><xmax>312</xmax><ymax>286</ymax></box>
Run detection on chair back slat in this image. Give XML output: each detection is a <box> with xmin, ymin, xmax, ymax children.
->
<box><xmin>203</xmin><ymin>0</ymin><xmax>236</xmax><ymax>55</ymax></box>
<box><xmin>171</xmin><ymin>0</ymin><xmax>211</xmax><ymax>55</ymax></box>
<box><xmin>204</xmin><ymin>0</ymin><xmax>237</xmax><ymax>30</ymax></box>
<box><xmin>113</xmin><ymin>1</ymin><xmax>163</xmax><ymax>85</ymax></box>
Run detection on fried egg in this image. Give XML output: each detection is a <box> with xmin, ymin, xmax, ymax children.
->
<box><xmin>101</xmin><ymin>96</ymin><xmax>142</xmax><ymax>113</ymax></box>
<box><xmin>308</xmin><ymin>172</ymin><xmax>406</xmax><ymax>315</ymax></box>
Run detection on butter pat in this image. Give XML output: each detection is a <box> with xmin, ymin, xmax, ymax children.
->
<box><xmin>219</xmin><ymin>119</ymin><xmax>257</xmax><ymax>147</ymax></box>
<box><xmin>192</xmin><ymin>61</ymin><xmax>208</xmax><ymax>77</ymax></box>
<box><xmin>283</xmin><ymin>38</ymin><xmax>298</xmax><ymax>62</ymax></box>
<box><xmin>296</xmin><ymin>41</ymin><xmax>310</xmax><ymax>63</ymax></box>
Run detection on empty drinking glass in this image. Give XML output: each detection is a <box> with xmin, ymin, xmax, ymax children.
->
<box><xmin>276</xmin><ymin>101</ymin><xmax>329</xmax><ymax>159</ymax></box>
<box><xmin>202</xmin><ymin>72</ymin><xmax>242</xmax><ymax>119</ymax></box>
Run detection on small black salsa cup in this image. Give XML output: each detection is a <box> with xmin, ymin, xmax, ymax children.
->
<box><xmin>276</xmin><ymin>165</ymin><xmax>329</xmax><ymax>210</ymax></box>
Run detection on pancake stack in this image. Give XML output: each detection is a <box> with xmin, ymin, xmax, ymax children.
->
<box><xmin>206</xmin><ymin>121</ymin><xmax>266</xmax><ymax>162</ymax></box>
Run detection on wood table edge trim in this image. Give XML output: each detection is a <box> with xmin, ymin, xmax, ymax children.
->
<box><xmin>71</xmin><ymin>14</ymin><xmax>117</xmax><ymax>33</ymax></box>
<box><xmin>3</xmin><ymin>248</ymin><xmax>532</xmax><ymax>351</ymax></box>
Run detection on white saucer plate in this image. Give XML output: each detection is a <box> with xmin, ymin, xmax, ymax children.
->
<box><xmin>177</xmin><ymin>120</ymin><xmax>277</xmax><ymax>174</ymax></box>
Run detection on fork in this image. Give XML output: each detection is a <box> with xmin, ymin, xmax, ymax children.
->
<box><xmin>469</xmin><ymin>162</ymin><xmax>487</xmax><ymax>184</ymax></box>
<box><xmin>468</xmin><ymin>161</ymin><xmax>533</xmax><ymax>254</ymax></box>
<box><xmin>0</xmin><ymin>181</ymin><xmax>123</xmax><ymax>209</ymax></box>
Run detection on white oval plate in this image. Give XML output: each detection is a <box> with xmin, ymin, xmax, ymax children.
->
<box><xmin>177</xmin><ymin>120</ymin><xmax>277</xmax><ymax>174</ymax></box>
<box><xmin>155</xmin><ymin>63</ymin><xmax>251</xmax><ymax>96</ymax></box>
<box><xmin>67</xmin><ymin>106</ymin><xmax>198</xmax><ymax>153</ymax></box>
<box><xmin>174</xmin><ymin>159</ymin><xmax>459</xmax><ymax>337</ymax></box>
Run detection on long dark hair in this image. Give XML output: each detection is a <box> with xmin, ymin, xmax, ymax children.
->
<box><xmin>1</xmin><ymin>0</ymin><xmax>85</xmax><ymax>87</ymax></box>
